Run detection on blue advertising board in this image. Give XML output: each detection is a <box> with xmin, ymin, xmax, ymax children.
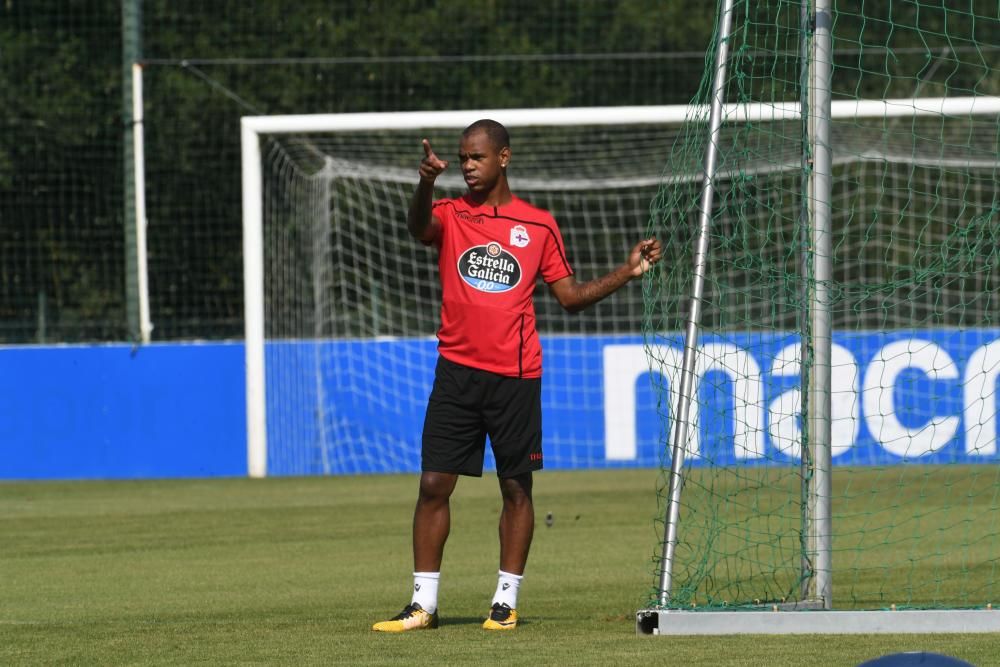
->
<box><xmin>275</xmin><ymin>328</ymin><xmax>1000</xmax><ymax>475</ymax></box>
<box><xmin>2</xmin><ymin>330</ymin><xmax>997</xmax><ymax>479</ymax></box>
<box><xmin>0</xmin><ymin>343</ymin><xmax>246</xmax><ymax>479</ymax></box>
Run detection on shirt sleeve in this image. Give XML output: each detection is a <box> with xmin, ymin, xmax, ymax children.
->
<box><xmin>540</xmin><ymin>217</ymin><xmax>574</xmax><ymax>284</ymax></box>
<box><xmin>429</xmin><ymin>199</ymin><xmax>451</xmax><ymax>249</ymax></box>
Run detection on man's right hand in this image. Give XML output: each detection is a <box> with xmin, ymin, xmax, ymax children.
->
<box><xmin>409</xmin><ymin>140</ymin><xmax>446</xmax><ymax>244</ymax></box>
<box><xmin>419</xmin><ymin>139</ymin><xmax>449</xmax><ymax>183</ymax></box>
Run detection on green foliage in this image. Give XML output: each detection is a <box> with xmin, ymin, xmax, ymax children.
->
<box><xmin>1</xmin><ymin>1</ymin><xmax>720</xmax><ymax>342</ymax></box>
<box><xmin>2</xmin><ymin>1</ymin><xmax>997</xmax><ymax>341</ymax></box>
<box><xmin>0</xmin><ymin>0</ymin><xmax>124</xmax><ymax>341</ymax></box>
<box><xmin>832</xmin><ymin>0</ymin><xmax>1000</xmax><ymax>98</ymax></box>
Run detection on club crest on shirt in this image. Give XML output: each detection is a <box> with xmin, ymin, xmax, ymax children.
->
<box><xmin>457</xmin><ymin>242</ymin><xmax>522</xmax><ymax>293</ymax></box>
<box><xmin>510</xmin><ymin>225</ymin><xmax>530</xmax><ymax>248</ymax></box>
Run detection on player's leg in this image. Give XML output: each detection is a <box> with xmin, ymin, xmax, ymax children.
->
<box><xmin>373</xmin><ymin>356</ymin><xmax>487</xmax><ymax>632</ymax></box>
<box><xmin>371</xmin><ymin>472</ymin><xmax>457</xmax><ymax>633</ymax></box>
<box><xmin>413</xmin><ymin>471</ymin><xmax>459</xmax><ymax>572</ymax></box>
<box><xmin>417</xmin><ymin>357</ymin><xmax>489</xmax><ymax>573</ymax></box>
<box><xmin>373</xmin><ymin>477</ymin><xmax>469</xmax><ymax>633</ymax></box>
<box><xmin>479</xmin><ymin>472</ymin><xmax>533</xmax><ymax>629</ymax></box>
<box><xmin>497</xmin><ymin>472</ymin><xmax>534</xmax><ymax>576</ymax></box>
<box><xmin>482</xmin><ymin>374</ymin><xmax>543</xmax><ymax>630</ymax></box>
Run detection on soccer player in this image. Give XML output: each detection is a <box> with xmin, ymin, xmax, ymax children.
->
<box><xmin>372</xmin><ymin>119</ymin><xmax>662</xmax><ymax>632</ymax></box>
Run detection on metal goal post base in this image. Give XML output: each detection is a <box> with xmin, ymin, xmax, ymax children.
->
<box><xmin>636</xmin><ymin>609</ymin><xmax>1000</xmax><ymax>635</ymax></box>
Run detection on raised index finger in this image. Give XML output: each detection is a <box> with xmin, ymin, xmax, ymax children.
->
<box><xmin>422</xmin><ymin>139</ymin><xmax>435</xmax><ymax>158</ymax></box>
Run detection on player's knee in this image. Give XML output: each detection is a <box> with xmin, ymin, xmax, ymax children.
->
<box><xmin>418</xmin><ymin>472</ymin><xmax>457</xmax><ymax>503</ymax></box>
<box><xmin>499</xmin><ymin>474</ymin><xmax>533</xmax><ymax>507</ymax></box>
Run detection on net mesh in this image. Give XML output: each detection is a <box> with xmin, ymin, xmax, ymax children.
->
<box><xmin>0</xmin><ymin>2</ymin><xmax>125</xmax><ymax>342</ymax></box>
<box><xmin>644</xmin><ymin>1</ymin><xmax>1000</xmax><ymax>610</ymax></box>
<box><xmin>260</xmin><ymin>124</ymin><xmax>678</xmax><ymax>474</ymax></box>
<box><xmin>1</xmin><ymin>2</ymin><xmax>716</xmax><ymax>344</ymax></box>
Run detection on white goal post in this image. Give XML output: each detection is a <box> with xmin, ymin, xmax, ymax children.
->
<box><xmin>240</xmin><ymin>97</ymin><xmax>1000</xmax><ymax>635</ymax></box>
<box><xmin>240</xmin><ymin>104</ymin><xmax>703</xmax><ymax>478</ymax></box>
<box><xmin>239</xmin><ymin>96</ymin><xmax>1000</xmax><ymax>480</ymax></box>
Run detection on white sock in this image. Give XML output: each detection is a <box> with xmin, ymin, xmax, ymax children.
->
<box><xmin>491</xmin><ymin>570</ymin><xmax>523</xmax><ymax>609</ymax></box>
<box><xmin>411</xmin><ymin>572</ymin><xmax>440</xmax><ymax>614</ymax></box>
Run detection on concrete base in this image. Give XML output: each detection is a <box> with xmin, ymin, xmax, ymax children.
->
<box><xmin>637</xmin><ymin>608</ymin><xmax>1000</xmax><ymax>635</ymax></box>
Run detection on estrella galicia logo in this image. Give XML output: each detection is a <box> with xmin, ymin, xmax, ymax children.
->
<box><xmin>457</xmin><ymin>242</ymin><xmax>522</xmax><ymax>293</ymax></box>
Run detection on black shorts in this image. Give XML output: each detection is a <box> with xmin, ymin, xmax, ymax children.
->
<box><xmin>421</xmin><ymin>355</ymin><xmax>543</xmax><ymax>478</ymax></box>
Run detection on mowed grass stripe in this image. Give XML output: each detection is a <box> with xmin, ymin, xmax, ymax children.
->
<box><xmin>1</xmin><ymin>469</ymin><xmax>997</xmax><ymax>666</ymax></box>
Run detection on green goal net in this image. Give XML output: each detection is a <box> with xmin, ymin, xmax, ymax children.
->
<box><xmin>644</xmin><ymin>0</ymin><xmax>999</xmax><ymax>611</ymax></box>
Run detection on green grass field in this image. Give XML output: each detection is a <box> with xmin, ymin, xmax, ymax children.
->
<box><xmin>3</xmin><ymin>469</ymin><xmax>997</xmax><ymax>666</ymax></box>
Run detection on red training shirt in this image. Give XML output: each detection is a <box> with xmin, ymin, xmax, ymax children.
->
<box><xmin>430</xmin><ymin>194</ymin><xmax>573</xmax><ymax>378</ymax></box>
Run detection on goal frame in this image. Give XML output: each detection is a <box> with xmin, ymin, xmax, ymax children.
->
<box><xmin>239</xmin><ymin>99</ymin><xmax>1000</xmax><ymax>635</ymax></box>
<box><xmin>638</xmin><ymin>0</ymin><xmax>1000</xmax><ymax>635</ymax></box>
<box><xmin>240</xmin><ymin>102</ymin><xmax>799</xmax><ymax>479</ymax></box>
<box><xmin>239</xmin><ymin>97</ymin><xmax>1000</xmax><ymax>479</ymax></box>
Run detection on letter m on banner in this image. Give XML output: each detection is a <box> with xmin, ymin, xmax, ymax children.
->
<box><xmin>603</xmin><ymin>343</ymin><xmax>765</xmax><ymax>463</ymax></box>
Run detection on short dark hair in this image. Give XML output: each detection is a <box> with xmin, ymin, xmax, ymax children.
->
<box><xmin>462</xmin><ymin>119</ymin><xmax>510</xmax><ymax>151</ymax></box>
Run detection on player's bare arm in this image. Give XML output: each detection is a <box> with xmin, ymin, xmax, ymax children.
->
<box><xmin>548</xmin><ymin>238</ymin><xmax>662</xmax><ymax>314</ymax></box>
<box><xmin>407</xmin><ymin>139</ymin><xmax>449</xmax><ymax>244</ymax></box>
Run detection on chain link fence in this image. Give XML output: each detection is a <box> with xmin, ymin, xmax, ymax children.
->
<box><xmin>1</xmin><ymin>1</ymin><xmax>712</xmax><ymax>343</ymax></box>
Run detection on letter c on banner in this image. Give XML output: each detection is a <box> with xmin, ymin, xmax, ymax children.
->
<box><xmin>863</xmin><ymin>339</ymin><xmax>959</xmax><ymax>458</ymax></box>
<box><xmin>964</xmin><ymin>339</ymin><xmax>1000</xmax><ymax>456</ymax></box>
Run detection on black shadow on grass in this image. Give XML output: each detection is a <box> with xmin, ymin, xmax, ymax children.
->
<box><xmin>440</xmin><ymin>617</ymin><xmax>532</xmax><ymax>628</ymax></box>
<box><xmin>441</xmin><ymin>617</ymin><xmax>486</xmax><ymax>627</ymax></box>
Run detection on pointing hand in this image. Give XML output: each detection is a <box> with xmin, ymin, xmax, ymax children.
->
<box><xmin>419</xmin><ymin>139</ymin><xmax>449</xmax><ymax>183</ymax></box>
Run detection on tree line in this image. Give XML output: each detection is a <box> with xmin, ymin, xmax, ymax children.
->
<box><xmin>1</xmin><ymin>0</ymin><xmax>995</xmax><ymax>342</ymax></box>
